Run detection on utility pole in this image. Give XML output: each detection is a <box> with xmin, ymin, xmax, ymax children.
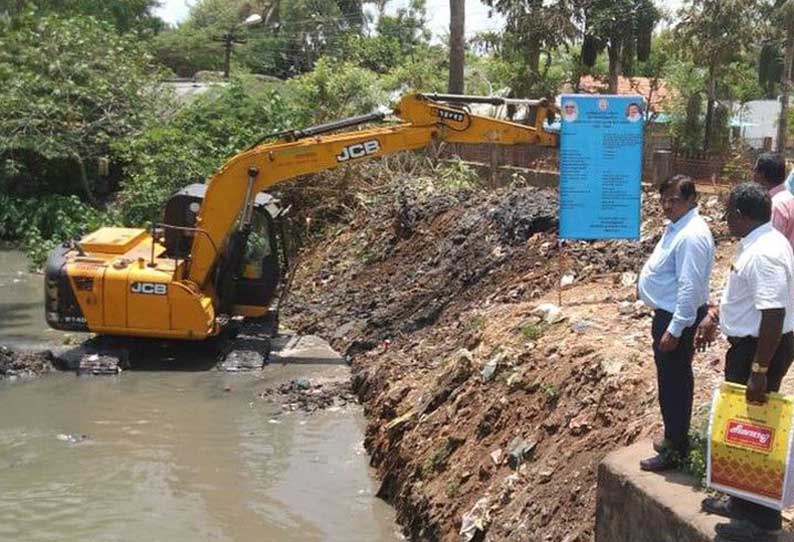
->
<box><xmin>215</xmin><ymin>31</ymin><xmax>247</xmax><ymax>79</ymax></box>
<box><xmin>212</xmin><ymin>14</ymin><xmax>263</xmax><ymax>80</ymax></box>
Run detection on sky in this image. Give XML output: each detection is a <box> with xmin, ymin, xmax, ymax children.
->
<box><xmin>154</xmin><ymin>0</ymin><xmax>686</xmax><ymax>37</ymax></box>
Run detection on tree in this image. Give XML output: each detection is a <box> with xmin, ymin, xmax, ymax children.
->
<box><xmin>157</xmin><ymin>0</ymin><xmax>370</xmax><ymax>78</ymax></box>
<box><xmin>676</xmin><ymin>0</ymin><xmax>765</xmax><ymax>151</ymax></box>
<box><xmin>483</xmin><ymin>0</ymin><xmax>579</xmax><ymax>98</ymax></box>
<box><xmin>448</xmin><ymin>0</ymin><xmax>464</xmax><ymax>93</ymax></box>
<box><xmin>581</xmin><ymin>0</ymin><xmax>659</xmax><ymax>93</ymax></box>
<box><xmin>0</xmin><ymin>0</ymin><xmax>163</xmax><ymax>34</ymax></box>
<box><xmin>343</xmin><ymin>1</ymin><xmax>431</xmax><ymax>74</ymax></box>
<box><xmin>0</xmin><ymin>14</ymin><xmax>164</xmax><ymax>201</ymax></box>
<box><xmin>775</xmin><ymin>0</ymin><xmax>794</xmax><ymax>152</ymax></box>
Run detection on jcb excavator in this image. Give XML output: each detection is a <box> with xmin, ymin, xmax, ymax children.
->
<box><xmin>44</xmin><ymin>93</ymin><xmax>559</xmax><ymax>373</ymax></box>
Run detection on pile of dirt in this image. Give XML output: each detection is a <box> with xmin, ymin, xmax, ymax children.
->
<box><xmin>256</xmin><ymin>377</ymin><xmax>356</xmax><ymax>413</ymax></box>
<box><xmin>284</xmin><ymin>176</ymin><xmax>733</xmax><ymax>542</ymax></box>
<box><xmin>0</xmin><ymin>346</ymin><xmax>56</xmax><ymax>380</ymax></box>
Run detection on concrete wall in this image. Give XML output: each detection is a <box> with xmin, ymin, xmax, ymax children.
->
<box><xmin>596</xmin><ymin>441</ymin><xmax>794</xmax><ymax>542</ymax></box>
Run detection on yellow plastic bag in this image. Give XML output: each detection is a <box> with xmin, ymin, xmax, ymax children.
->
<box><xmin>707</xmin><ymin>382</ymin><xmax>794</xmax><ymax>510</ymax></box>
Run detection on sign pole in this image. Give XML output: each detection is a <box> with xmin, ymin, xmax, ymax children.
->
<box><xmin>558</xmin><ymin>240</ymin><xmax>564</xmax><ymax>307</ymax></box>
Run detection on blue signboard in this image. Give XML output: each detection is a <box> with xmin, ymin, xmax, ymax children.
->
<box><xmin>559</xmin><ymin>94</ymin><xmax>644</xmax><ymax>240</ymax></box>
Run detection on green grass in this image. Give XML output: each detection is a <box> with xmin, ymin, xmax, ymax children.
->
<box><xmin>520</xmin><ymin>324</ymin><xmax>544</xmax><ymax>341</ymax></box>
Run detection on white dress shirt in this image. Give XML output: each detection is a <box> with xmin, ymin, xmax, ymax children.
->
<box><xmin>720</xmin><ymin>222</ymin><xmax>794</xmax><ymax>337</ymax></box>
<box><xmin>639</xmin><ymin>207</ymin><xmax>715</xmax><ymax>337</ymax></box>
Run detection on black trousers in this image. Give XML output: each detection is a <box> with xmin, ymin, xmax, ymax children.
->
<box><xmin>724</xmin><ymin>333</ymin><xmax>794</xmax><ymax>531</ymax></box>
<box><xmin>651</xmin><ymin>306</ymin><xmax>707</xmax><ymax>455</ymax></box>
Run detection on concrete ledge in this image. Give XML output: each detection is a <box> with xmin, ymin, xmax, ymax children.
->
<box><xmin>596</xmin><ymin>440</ymin><xmax>794</xmax><ymax>542</ymax></box>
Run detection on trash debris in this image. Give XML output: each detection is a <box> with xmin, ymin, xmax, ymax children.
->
<box><xmin>459</xmin><ymin>496</ymin><xmax>492</xmax><ymax>542</ymax></box>
<box><xmin>620</xmin><ymin>271</ymin><xmax>638</xmax><ymax>287</ymax></box>
<box><xmin>600</xmin><ymin>358</ymin><xmax>625</xmax><ymax>376</ymax></box>
<box><xmin>506</xmin><ymin>437</ymin><xmax>537</xmax><ymax>468</ymax></box>
<box><xmin>572</xmin><ymin>320</ymin><xmax>594</xmax><ymax>334</ymax></box>
<box><xmin>481</xmin><ymin>360</ymin><xmax>498</xmax><ymax>382</ymax></box>
<box><xmin>560</xmin><ymin>274</ymin><xmax>575</xmax><ymax>287</ymax></box>
<box><xmin>532</xmin><ymin>303</ymin><xmax>565</xmax><ymax>324</ymax></box>
<box><xmin>481</xmin><ymin>351</ymin><xmax>505</xmax><ymax>382</ymax></box>
<box><xmin>490</xmin><ymin>448</ymin><xmax>503</xmax><ymax>465</ymax></box>
<box><xmin>56</xmin><ymin>433</ymin><xmax>89</xmax><ymax>444</ymax></box>
<box><xmin>617</xmin><ymin>301</ymin><xmax>635</xmax><ymax>315</ymax></box>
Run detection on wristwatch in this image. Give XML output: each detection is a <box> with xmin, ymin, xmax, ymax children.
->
<box><xmin>751</xmin><ymin>362</ymin><xmax>769</xmax><ymax>374</ymax></box>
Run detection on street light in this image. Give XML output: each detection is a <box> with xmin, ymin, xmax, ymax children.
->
<box><xmin>214</xmin><ymin>14</ymin><xmax>264</xmax><ymax>80</ymax></box>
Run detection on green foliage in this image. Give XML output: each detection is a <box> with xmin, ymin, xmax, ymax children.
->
<box><xmin>114</xmin><ymin>80</ymin><xmax>299</xmax><ymax>225</ymax></box>
<box><xmin>156</xmin><ymin>0</ymin><xmax>369</xmax><ymax>79</ymax></box>
<box><xmin>287</xmin><ymin>57</ymin><xmax>386</xmax><ymax>123</ymax></box>
<box><xmin>420</xmin><ymin>437</ymin><xmax>460</xmax><ymax>478</ymax></box>
<box><xmin>484</xmin><ymin>0</ymin><xmax>578</xmax><ymax>98</ymax></box>
<box><xmin>1</xmin><ymin>0</ymin><xmax>163</xmax><ymax>34</ymax></box>
<box><xmin>0</xmin><ymin>14</ymin><xmax>165</xmax><ymax>197</ymax></box>
<box><xmin>541</xmin><ymin>382</ymin><xmax>559</xmax><ymax>401</ymax></box>
<box><xmin>683</xmin><ymin>429</ymin><xmax>709</xmax><ymax>487</ymax></box>
<box><xmin>520</xmin><ymin>323</ymin><xmax>544</xmax><ymax>341</ymax></box>
<box><xmin>435</xmin><ymin>158</ymin><xmax>481</xmax><ymax>193</ymax></box>
<box><xmin>342</xmin><ymin>2</ymin><xmax>431</xmax><ymax>74</ymax></box>
<box><xmin>666</xmin><ymin>60</ymin><xmax>706</xmax><ymax>152</ymax></box>
<box><xmin>583</xmin><ymin>0</ymin><xmax>660</xmax><ymax>85</ymax></box>
<box><xmin>0</xmin><ymin>194</ymin><xmax>109</xmax><ymax>268</ymax></box>
<box><xmin>445</xmin><ymin>479</ymin><xmax>461</xmax><ymax>498</ymax></box>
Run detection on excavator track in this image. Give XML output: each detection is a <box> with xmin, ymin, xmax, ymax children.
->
<box><xmin>217</xmin><ymin>315</ymin><xmax>277</xmax><ymax>372</ymax></box>
<box><xmin>72</xmin><ymin>337</ymin><xmax>131</xmax><ymax>376</ymax></box>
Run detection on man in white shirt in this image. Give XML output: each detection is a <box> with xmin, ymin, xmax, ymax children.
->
<box><xmin>637</xmin><ymin>175</ymin><xmax>714</xmax><ymax>471</ymax></box>
<box><xmin>696</xmin><ymin>182</ymin><xmax>794</xmax><ymax>541</ymax></box>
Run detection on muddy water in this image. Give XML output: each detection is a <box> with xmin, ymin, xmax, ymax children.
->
<box><xmin>0</xmin><ymin>249</ymin><xmax>60</xmax><ymax>346</ymax></box>
<box><xmin>0</xmin><ymin>250</ymin><xmax>401</xmax><ymax>541</ymax></box>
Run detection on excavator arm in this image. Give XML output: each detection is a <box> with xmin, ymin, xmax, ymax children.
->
<box><xmin>188</xmin><ymin>93</ymin><xmax>558</xmax><ymax>289</ymax></box>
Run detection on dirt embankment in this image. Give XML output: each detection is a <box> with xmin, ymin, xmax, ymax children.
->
<box><xmin>285</xmin><ymin>178</ymin><xmax>731</xmax><ymax>542</ymax></box>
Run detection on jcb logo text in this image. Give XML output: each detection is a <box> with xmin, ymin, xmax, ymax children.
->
<box><xmin>130</xmin><ymin>282</ymin><xmax>168</xmax><ymax>296</ymax></box>
<box><xmin>336</xmin><ymin>140</ymin><xmax>380</xmax><ymax>162</ymax></box>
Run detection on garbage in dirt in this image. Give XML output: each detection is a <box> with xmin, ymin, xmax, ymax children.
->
<box><xmin>481</xmin><ymin>351</ymin><xmax>506</xmax><ymax>382</ymax></box>
<box><xmin>572</xmin><ymin>320</ymin><xmax>594</xmax><ymax>334</ymax></box>
<box><xmin>560</xmin><ymin>274</ymin><xmax>575</xmax><ymax>287</ymax></box>
<box><xmin>532</xmin><ymin>303</ymin><xmax>565</xmax><ymax>325</ymax></box>
<box><xmin>490</xmin><ymin>448</ymin><xmax>503</xmax><ymax>465</ymax></box>
<box><xmin>0</xmin><ymin>346</ymin><xmax>55</xmax><ymax>379</ymax></box>
<box><xmin>620</xmin><ymin>272</ymin><xmax>638</xmax><ymax>287</ymax></box>
<box><xmin>600</xmin><ymin>358</ymin><xmax>625</xmax><ymax>376</ymax></box>
<box><xmin>506</xmin><ymin>437</ymin><xmax>537</xmax><ymax>468</ymax></box>
<box><xmin>459</xmin><ymin>496</ymin><xmax>492</xmax><ymax>542</ymax></box>
<box><xmin>257</xmin><ymin>379</ymin><xmax>355</xmax><ymax>412</ymax></box>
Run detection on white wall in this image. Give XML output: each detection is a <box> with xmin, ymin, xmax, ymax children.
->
<box><xmin>733</xmin><ymin>100</ymin><xmax>780</xmax><ymax>149</ymax></box>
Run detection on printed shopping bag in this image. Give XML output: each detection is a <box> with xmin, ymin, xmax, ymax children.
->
<box><xmin>707</xmin><ymin>382</ymin><xmax>794</xmax><ymax>510</ymax></box>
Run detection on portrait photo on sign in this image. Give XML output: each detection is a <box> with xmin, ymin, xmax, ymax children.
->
<box><xmin>563</xmin><ymin>101</ymin><xmax>578</xmax><ymax>122</ymax></box>
<box><xmin>626</xmin><ymin>102</ymin><xmax>643</xmax><ymax>122</ymax></box>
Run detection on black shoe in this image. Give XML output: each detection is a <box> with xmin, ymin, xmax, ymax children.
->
<box><xmin>715</xmin><ymin>520</ymin><xmax>779</xmax><ymax>542</ymax></box>
<box><xmin>639</xmin><ymin>453</ymin><xmax>677</xmax><ymax>472</ymax></box>
<box><xmin>702</xmin><ymin>496</ymin><xmax>743</xmax><ymax>520</ymax></box>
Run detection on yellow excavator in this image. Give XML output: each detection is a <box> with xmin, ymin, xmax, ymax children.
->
<box><xmin>44</xmin><ymin>93</ymin><xmax>559</xmax><ymax>372</ymax></box>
